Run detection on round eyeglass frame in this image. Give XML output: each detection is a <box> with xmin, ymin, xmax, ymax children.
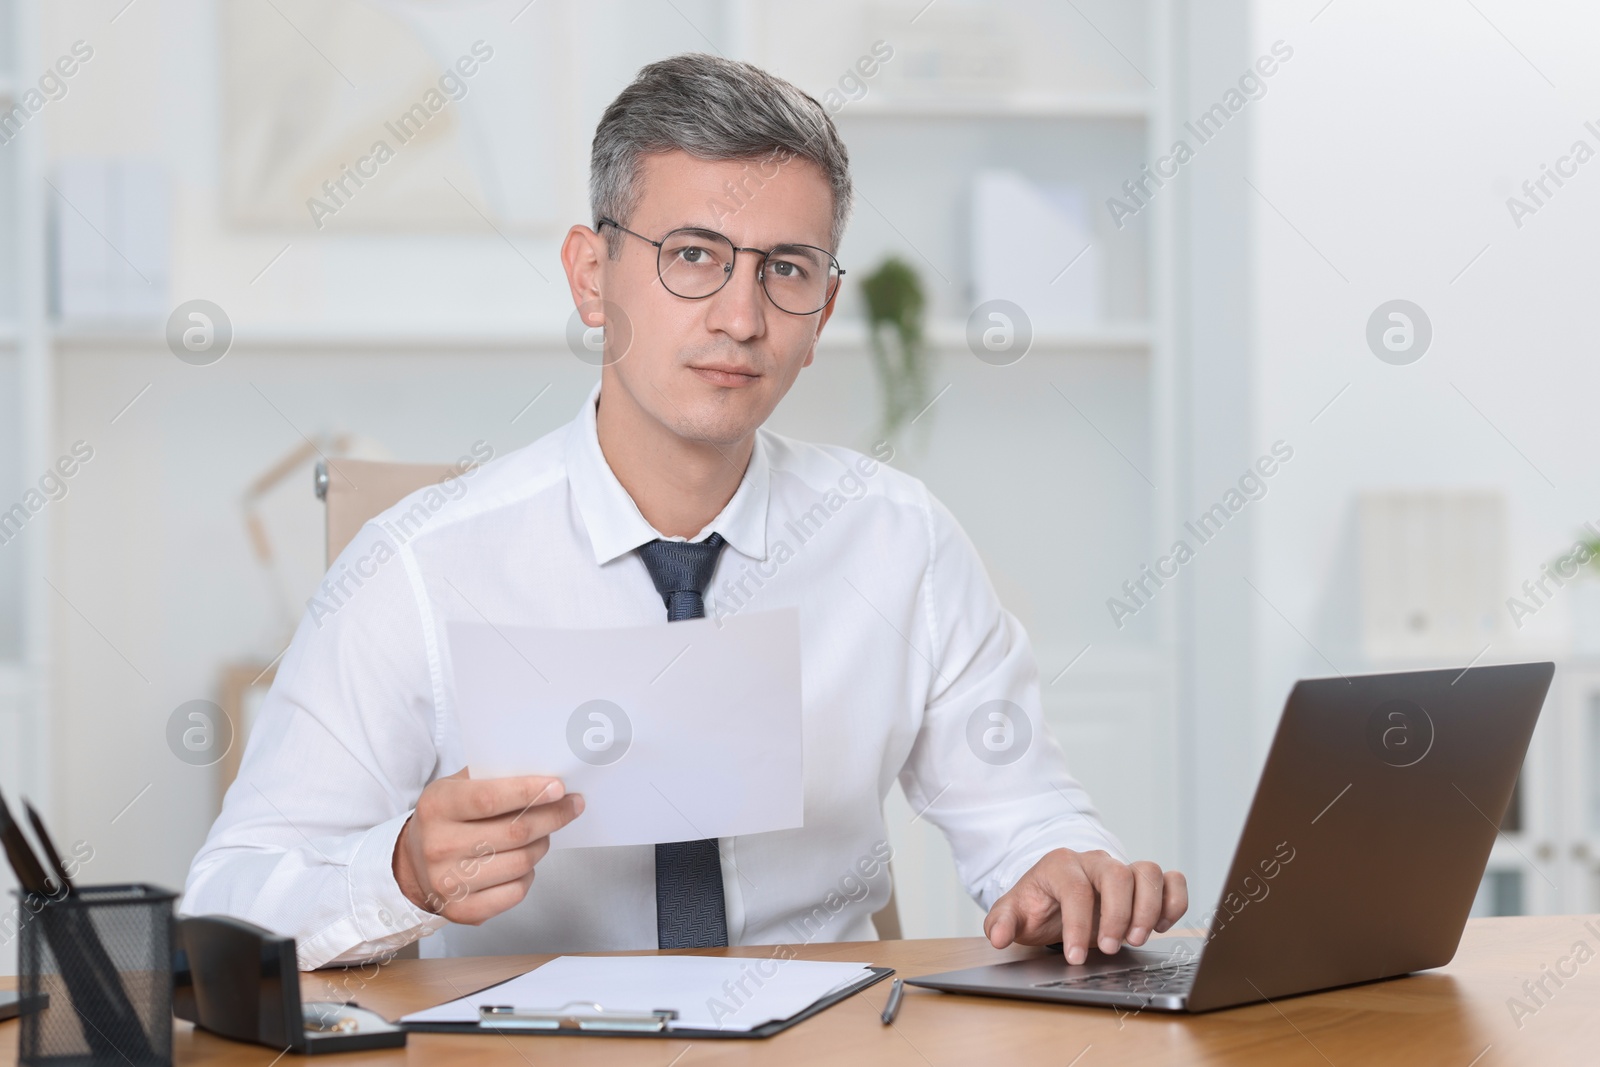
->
<box><xmin>597</xmin><ymin>216</ymin><xmax>845</xmax><ymax>316</ymax></box>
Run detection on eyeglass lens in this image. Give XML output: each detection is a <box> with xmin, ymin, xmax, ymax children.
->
<box><xmin>656</xmin><ymin>229</ymin><xmax>838</xmax><ymax>314</ymax></box>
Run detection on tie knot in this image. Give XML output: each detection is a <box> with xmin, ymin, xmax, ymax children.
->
<box><xmin>636</xmin><ymin>533</ymin><xmax>727</xmax><ymax>621</ymax></box>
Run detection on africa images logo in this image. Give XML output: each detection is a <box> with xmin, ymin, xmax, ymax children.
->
<box><xmin>1365</xmin><ymin>699</ymin><xmax>1433</xmax><ymax>768</ymax></box>
<box><xmin>1365</xmin><ymin>300</ymin><xmax>1432</xmax><ymax>366</ymax></box>
<box><xmin>965</xmin><ymin>700</ymin><xmax>1033</xmax><ymax>766</ymax></box>
<box><xmin>566</xmin><ymin>699</ymin><xmax>632</xmax><ymax>766</ymax></box>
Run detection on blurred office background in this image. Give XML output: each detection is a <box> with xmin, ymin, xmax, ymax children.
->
<box><xmin>3</xmin><ymin>0</ymin><xmax>1600</xmax><ymax>973</ymax></box>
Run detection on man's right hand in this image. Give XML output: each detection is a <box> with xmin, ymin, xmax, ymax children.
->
<box><xmin>392</xmin><ymin>768</ymin><xmax>585</xmax><ymax>924</ymax></box>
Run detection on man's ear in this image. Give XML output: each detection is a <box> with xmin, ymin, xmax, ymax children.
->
<box><xmin>561</xmin><ymin>224</ymin><xmax>607</xmax><ymax>320</ymax></box>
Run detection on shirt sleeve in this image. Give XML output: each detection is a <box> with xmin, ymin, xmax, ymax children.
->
<box><xmin>897</xmin><ymin>490</ymin><xmax>1128</xmax><ymax>912</ymax></box>
<box><xmin>180</xmin><ymin>522</ymin><xmax>450</xmax><ymax>969</ymax></box>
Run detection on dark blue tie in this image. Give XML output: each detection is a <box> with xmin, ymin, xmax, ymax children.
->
<box><xmin>636</xmin><ymin>532</ymin><xmax>729</xmax><ymax>949</ymax></box>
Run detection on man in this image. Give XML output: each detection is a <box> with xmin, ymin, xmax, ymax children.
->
<box><xmin>183</xmin><ymin>53</ymin><xmax>1186</xmax><ymax>970</ymax></box>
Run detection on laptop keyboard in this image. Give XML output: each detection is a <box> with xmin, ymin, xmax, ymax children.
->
<box><xmin>1034</xmin><ymin>958</ymin><xmax>1200</xmax><ymax>995</ymax></box>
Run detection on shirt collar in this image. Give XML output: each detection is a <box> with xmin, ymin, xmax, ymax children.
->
<box><xmin>565</xmin><ymin>381</ymin><xmax>771</xmax><ymax>566</ymax></box>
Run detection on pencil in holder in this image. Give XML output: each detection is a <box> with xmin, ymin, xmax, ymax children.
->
<box><xmin>15</xmin><ymin>883</ymin><xmax>176</xmax><ymax>1067</ymax></box>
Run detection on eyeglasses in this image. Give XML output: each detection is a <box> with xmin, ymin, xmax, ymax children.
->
<box><xmin>597</xmin><ymin>217</ymin><xmax>844</xmax><ymax>316</ymax></box>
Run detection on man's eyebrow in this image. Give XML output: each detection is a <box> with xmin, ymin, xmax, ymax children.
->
<box><xmin>673</xmin><ymin>222</ymin><xmax>831</xmax><ymax>249</ymax></box>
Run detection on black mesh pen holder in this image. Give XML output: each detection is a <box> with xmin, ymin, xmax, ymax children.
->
<box><xmin>15</xmin><ymin>883</ymin><xmax>176</xmax><ymax>1067</ymax></box>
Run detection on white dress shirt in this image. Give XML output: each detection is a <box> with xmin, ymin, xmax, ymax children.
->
<box><xmin>181</xmin><ymin>382</ymin><xmax>1122</xmax><ymax>969</ymax></box>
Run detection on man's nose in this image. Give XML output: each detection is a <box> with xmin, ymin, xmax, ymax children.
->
<box><xmin>703</xmin><ymin>252</ymin><xmax>768</xmax><ymax>338</ymax></box>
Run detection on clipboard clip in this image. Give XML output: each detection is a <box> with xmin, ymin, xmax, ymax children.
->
<box><xmin>479</xmin><ymin>1002</ymin><xmax>680</xmax><ymax>1032</ymax></box>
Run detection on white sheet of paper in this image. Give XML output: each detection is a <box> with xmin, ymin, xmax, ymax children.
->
<box><xmin>400</xmin><ymin>955</ymin><xmax>875</xmax><ymax>1032</ymax></box>
<box><xmin>447</xmin><ymin>607</ymin><xmax>803</xmax><ymax>849</ymax></box>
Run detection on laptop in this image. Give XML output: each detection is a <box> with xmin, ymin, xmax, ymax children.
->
<box><xmin>908</xmin><ymin>661</ymin><xmax>1554</xmax><ymax>1013</ymax></box>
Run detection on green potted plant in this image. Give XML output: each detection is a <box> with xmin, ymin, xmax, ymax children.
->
<box><xmin>1572</xmin><ymin>534</ymin><xmax>1600</xmax><ymax>656</ymax></box>
<box><xmin>860</xmin><ymin>257</ymin><xmax>929</xmax><ymax>438</ymax></box>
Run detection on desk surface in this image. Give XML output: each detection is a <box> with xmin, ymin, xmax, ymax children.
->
<box><xmin>3</xmin><ymin>915</ymin><xmax>1597</xmax><ymax>1065</ymax></box>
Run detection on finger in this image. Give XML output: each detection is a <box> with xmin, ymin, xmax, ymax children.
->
<box><xmin>984</xmin><ymin>898</ymin><xmax>1019</xmax><ymax>948</ymax></box>
<box><xmin>1051</xmin><ymin>863</ymin><xmax>1096</xmax><ymax>965</ymax></box>
<box><xmin>1003</xmin><ymin>878</ymin><xmax>1069</xmax><ymax>949</ymax></box>
<box><xmin>1155</xmin><ymin>870</ymin><xmax>1189</xmax><ymax>932</ymax></box>
<box><xmin>438</xmin><ymin>775</ymin><xmax>566</xmax><ymax>822</ymax></box>
<box><xmin>1124</xmin><ymin>861</ymin><xmax>1166</xmax><ymax>946</ymax></box>
<box><xmin>435</xmin><ymin>838</ymin><xmax>547</xmax><ymax>908</ymax></box>
<box><xmin>440</xmin><ymin>867</ymin><xmax>537</xmax><ymax>926</ymax></box>
<box><xmin>414</xmin><ymin>794</ymin><xmax>582</xmax><ymax>890</ymax></box>
<box><xmin>476</xmin><ymin>793</ymin><xmax>586</xmax><ymax>853</ymax></box>
<box><xmin>1086</xmin><ymin>855</ymin><xmax>1134</xmax><ymax>954</ymax></box>
<box><xmin>505</xmin><ymin>777</ymin><xmax>570</xmax><ymax>825</ymax></box>
<box><xmin>434</xmin><ymin>838</ymin><xmax>549</xmax><ymax>898</ymax></box>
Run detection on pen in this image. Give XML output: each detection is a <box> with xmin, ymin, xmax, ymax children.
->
<box><xmin>24</xmin><ymin>801</ymin><xmax>76</xmax><ymax>896</ymax></box>
<box><xmin>0</xmin><ymin>789</ymin><xmax>155</xmax><ymax>1062</ymax></box>
<box><xmin>0</xmin><ymin>790</ymin><xmax>52</xmax><ymax>896</ymax></box>
<box><xmin>880</xmin><ymin>978</ymin><xmax>904</xmax><ymax>1025</ymax></box>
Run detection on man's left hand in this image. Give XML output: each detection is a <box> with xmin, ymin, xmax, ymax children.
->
<box><xmin>983</xmin><ymin>848</ymin><xmax>1188</xmax><ymax>964</ymax></box>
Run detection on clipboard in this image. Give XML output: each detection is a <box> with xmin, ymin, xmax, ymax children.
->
<box><xmin>400</xmin><ymin>964</ymin><xmax>894</xmax><ymax>1039</ymax></box>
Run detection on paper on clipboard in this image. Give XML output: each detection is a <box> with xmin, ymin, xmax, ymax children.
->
<box><xmin>399</xmin><ymin>955</ymin><xmax>876</xmax><ymax>1032</ymax></box>
<box><xmin>447</xmin><ymin>607</ymin><xmax>803</xmax><ymax>850</ymax></box>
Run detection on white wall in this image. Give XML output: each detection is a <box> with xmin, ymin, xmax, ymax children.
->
<box><xmin>1251</xmin><ymin>0</ymin><xmax>1600</xmax><ymax>719</ymax></box>
<box><xmin>1247</xmin><ymin>0</ymin><xmax>1600</xmax><ymax>928</ymax></box>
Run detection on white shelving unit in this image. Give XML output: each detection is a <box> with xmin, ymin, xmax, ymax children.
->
<box><xmin>1551</xmin><ymin>661</ymin><xmax>1600</xmax><ymax>915</ymax></box>
<box><xmin>840</xmin><ymin>92</ymin><xmax>1152</xmax><ymax>120</ymax></box>
<box><xmin>46</xmin><ymin>320</ymin><xmax>1155</xmax><ymax>356</ymax></box>
<box><xmin>733</xmin><ymin>0</ymin><xmax>1183</xmax><ymax>937</ymax></box>
<box><xmin>2</xmin><ymin>0</ymin><xmax>53</xmax><ymax>978</ymax></box>
<box><xmin>1467</xmin><ymin>656</ymin><xmax>1600</xmax><ymax>919</ymax></box>
<box><xmin>11</xmin><ymin>23</ymin><xmax>49</xmax><ymax>757</ymax></box>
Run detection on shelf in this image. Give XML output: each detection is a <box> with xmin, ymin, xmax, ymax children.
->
<box><xmin>45</xmin><ymin>318</ymin><xmax>1152</xmax><ymax>355</ymax></box>
<box><xmin>50</xmin><ymin>322</ymin><xmax>566</xmax><ymax>353</ymax></box>
<box><xmin>822</xmin><ymin>318</ymin><xmax>1151</xmax><ymax>353</ymax></box>
<box><xmin>835</xmin><ymin>92</ymin><xmax>1149</xmax><ymax>121</ymax></box>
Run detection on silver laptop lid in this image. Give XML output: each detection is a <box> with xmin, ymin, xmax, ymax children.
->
<box><xmin>1185</xmin><ymin>661</ymin><xmax>1552</xmax><ymax>1011</ymax></box>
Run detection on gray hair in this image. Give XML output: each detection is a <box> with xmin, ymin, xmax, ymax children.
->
<box><xmin>590</xmin><ymin>53</ymin><xmax>853</xmax><ymax>257</ymax></box>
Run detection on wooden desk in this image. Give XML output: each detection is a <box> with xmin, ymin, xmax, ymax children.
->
<box><xmin>3</xmin><ymin>916</ymin><xmax>1596</xmax><ymax>1065</ymax></box>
